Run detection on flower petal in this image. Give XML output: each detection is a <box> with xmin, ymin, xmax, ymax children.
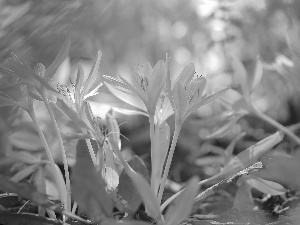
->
<box><xmin>45</xmin><ymin>37</ymin><xmax>71</xmax><ymax>80</ymax></box>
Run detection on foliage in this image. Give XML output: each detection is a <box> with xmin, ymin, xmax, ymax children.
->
<box><xmin>1</xmin><ymin>1</ymin><xmax>300</xmax><ymax>225</ymax></box>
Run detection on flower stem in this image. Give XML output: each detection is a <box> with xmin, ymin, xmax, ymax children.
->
<box><xmin>253</xmin><ymin>107</ymin><xmax>300</xmax><ymax>146</ymax></box>
<box><xmin>41</xmin><ymin>91</ymin><xmax>71</xmax><ymax>211</ymax></box>
<box><xmin>157</xmin><ymin>123</ymin><xmax>181</xmax><ymax>205</ymax></box>
<box><xmin>29</xmin><ymin>109</ymin><xmax>66</xmax><ymax>209</ymax></box>
<box><xmin>149</xmin><ymin>114</ymin><xmax>156</xmax><ymax>193</ymax></box>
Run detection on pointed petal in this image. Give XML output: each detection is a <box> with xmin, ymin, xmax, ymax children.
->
<box><xmin>45</xmin><ymin>37</ymin><xmax>71</xmax><ymax>80</ymax></box>
<box><xmin>75</xmin><ymin>63</ymin><xmax>85</xmax><ymax>109</ymax></box>
<box><xmin>189</xmin><ymin>77</ymin><xmax>206</xmax><ymax>105</ymax></box>
<box><xmin>148</xmin><ymin>60</ymin><xmax>167</xmax><ymax>114</ymax></box>
<box><xmin>82</xmin><ymin>51</ymin><xmax>102</xmax><ymax>97</ymax></box>
<box><xmin>7</xmin><ymin>58</ymin><xmax>59</xmax><ymax>94</ymax></box>
<box><xmin>185</xmin><ymin>87</ymin><xmax>230</xmax><ymax>121</ymax></box>
<box><xmin>105</xmin><ymin>81</ymin><xmax>147</xmax><ymax>112</ymax></box>
<box><xmin>173</xmin><ymin>63</ymin><xmax>195</xmax><ymax>89</ymax></box>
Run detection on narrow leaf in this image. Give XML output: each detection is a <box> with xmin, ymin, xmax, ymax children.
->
<box><xmin>82</xmin><ymin>51</ymin><xmax>102</xmax><ymax>97</ymax></box>
<box><xmin>233</xmin><ymin>182</ymin><xmax>255</xmax><ymax>210</ymax></box>
<box><xmin>118</xmin><ymin>155</ymin><xmax>149</xmax><ymax>217</ymax></box>
<box><xmin>195</xmin><ymin>162</ymin><xmax>263</xmax><ymax>202</ymax></box>
<box><xmin>219</xmin><ymin>131</ymin><xmax>283</xmax><ymax>180</ymax></box>
<box><xmin>129</xmin><ymin>171</ymin><xmax>162</xmax><ymax>222</ymax></box>
<box><xmin>71</xmin><ymin>140</ymin><xmax>113</xmax><ymax>222</ymax></box>
<box><xmin>165</xmin><ymin>177</ymin><xmax>199</xmax><ymax>225</ymax></box>
<box><xmin>245</xmin><ymin>174</ymin><xmax>287</xmax><ymax>195</ymax></box>
<box><xmin>10</xmin><ymin>164</ymin><xmax>40</xmax><ymax>182</ymax></box>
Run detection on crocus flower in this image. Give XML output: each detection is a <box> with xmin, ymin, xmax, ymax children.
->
<box><xmin>167</xmin><ymin>63</ymin><xmax>229</xmax><ymax>126</ymax></box>
<box><xmin>103</xmin><ymin>60</ymin><xmax>167</xmax><ymax>116</ymax></box>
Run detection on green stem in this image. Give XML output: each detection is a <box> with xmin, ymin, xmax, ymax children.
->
<box><xmin>41</xmin><ymin>91</ymin><xmax>71</xmax><ymax>211</ymax></box>
<box><xmin>253</xmin><ymin>107</ymin><xmax>300</xmax><ymax>146</ymax></box>
<box><xmin>149</xmin><ymin>114</ymin><xmax>156</xmax><ymax>193</ymax></box>
<box><xmin>157</xmin><ymin>123</ymin><xmax>181</xmax><ymax>205</ymax></box>
<box><xmin>29</xmin><ymin>109</ymin><xmax>66</xmax><ymax>208</ymax></box>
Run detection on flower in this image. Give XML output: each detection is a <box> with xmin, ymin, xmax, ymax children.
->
<box><xmin>103</xmin><ymin>60</ymin><xmax>167</xmax><ymax>116</ymax></box>
<box><xmin>167</xmin><ymin>63</ymin><xmax>229</xmax><ymax>126</ymax></box>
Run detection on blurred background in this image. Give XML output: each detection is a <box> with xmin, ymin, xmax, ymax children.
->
<box><xmin>1</xmin><ymin>0</ymin><xmax>300</xmax><ymax>194</ymax></box>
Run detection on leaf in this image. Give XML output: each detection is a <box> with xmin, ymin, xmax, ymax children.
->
<box><xmin>33</xmin><ymin>166</ymin><xmax>47</xmax><ymax>216</ymax></box>
<box><xmin>252</xmin><ymin>152</ymin><xmax>300</xmax><ymax>190</ymax></box>
<box><xmin>165</xmin><ymin>177</ymin><xmax>199</xmax><ymax>225</ymax></box>
<box><xmin>9</xmin><ymin>128</ymin><xmax>44</xmax><ymax>151</ymax></box>
<box><xmin>82</xmin><ymin>51</ymin><xmax>102</xmax><ymax>98</ymax></box>
<box><xmin>7</xmin><ymin>150</ymin><xmax>44</xmax><ymax>164</ymax></box>
<box><xmin>233</xmin><ymin>181</ymin><xmax>255</xmax><ymax>211</ymax></box>
<box><xmin>45</xmin><ymin>37</ymin><xmax>71</xmax><ymax>80</ymax></box>
<box><xmin>10</xmin><ymin>164</ymin><xmax>40</xmax><ymax>182</ymax></box>
<box><xmin>71</xmin><ymin>139</ymin><xmax>113</xmax><ymax>222</ymax></box>
<box><xmin>152</xmin><ymin>121</ymin><xmax>170</xmax><ymax>195</ymax></box>
<box><xmin>118</xmin><ymin>155</ymin><xmax>150</xmax><ymax>217</ymax></box>
<box><xmin>129</xmin><ymin>171</ymin><xmax>162</xmax><ymax>223</ymax></box>
<box><xmin>244</xmin><ymin>175</ymin><xmax>287</xmax><ymax>195</ymax></box>
<box><xmin>230</xmin><ymin>56</ymin><xmax>250</xmax><ymax>101</ymax></box>
<box><xmin>195</xmin><ymin>162</ymin><xmax>263</xmax><ymax>203</ymax></box>
<box><xmin>218</xmin><ymin>131</ymin><xmax>283</xmax><ymax>181</ymax></box>
<box><xmin>0</xmin><ymin>174</ymin><xmax>52</xmax><ymax>207</ymax></box>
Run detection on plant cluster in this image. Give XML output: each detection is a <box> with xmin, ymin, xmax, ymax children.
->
<box><xmin>1</xmin><ymin>23</ymin><xmax>300</xmax><ymax>224</ymax></box>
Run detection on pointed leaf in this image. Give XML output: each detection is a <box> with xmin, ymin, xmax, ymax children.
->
<box><xmin>252</xmin><ymin>153</ymin><xmax>300</xmax><ymax>190</ymax></box>
<box><xmin>185</xmin><ymin>87</ymin><xmax>230</xmax><ymax>120</ymax></box>
<box><xmin>82</xmin><ymin>51</ymin><xmax>102</xmax><ymax>97</ymax></box>
<box><xmin>195</xmin><ymin>162</ymin><xmax>263</xmax><ymax>202</ymax></box>
<box><xmin>10</xmin><ymin>164</ymin><xmax>40</xmax><ymax>182</ymax></box>
<box><xmin>233</xmin><ymin>181</ymin><xmax>255</xmax><ymax>210</ymax></box>
<box><xmin>129</xmin><ymin>171</ymin><xmax>162</xmax><ymax>222</ymax></box>
<box><xmin>219</xmin><ymin>131</ymin><xmax>283</xmax><ymax>180</ymax></box>
<box><xmin>165</xmin><ymin>177</ymin><xmax>199</xmax><ymax>225</ymax></box>
<box><xmin>71</xmin><ymin>140</ymin><xmax>113</xmax><ymax>221</ymax></box>
<box><xmin>245</xmin><ymin>175</ymin><xmax>287</xmax><ymax>195</ymax></box>
<box><xmin>118</xmin><ymin>155</ymin><xmax>150</xmax><ymax>216</ymax></box>
<box><xmin>45</xmin><ymin>37</ymin><xmax>71</xmax><ymax>80</ymax></box>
